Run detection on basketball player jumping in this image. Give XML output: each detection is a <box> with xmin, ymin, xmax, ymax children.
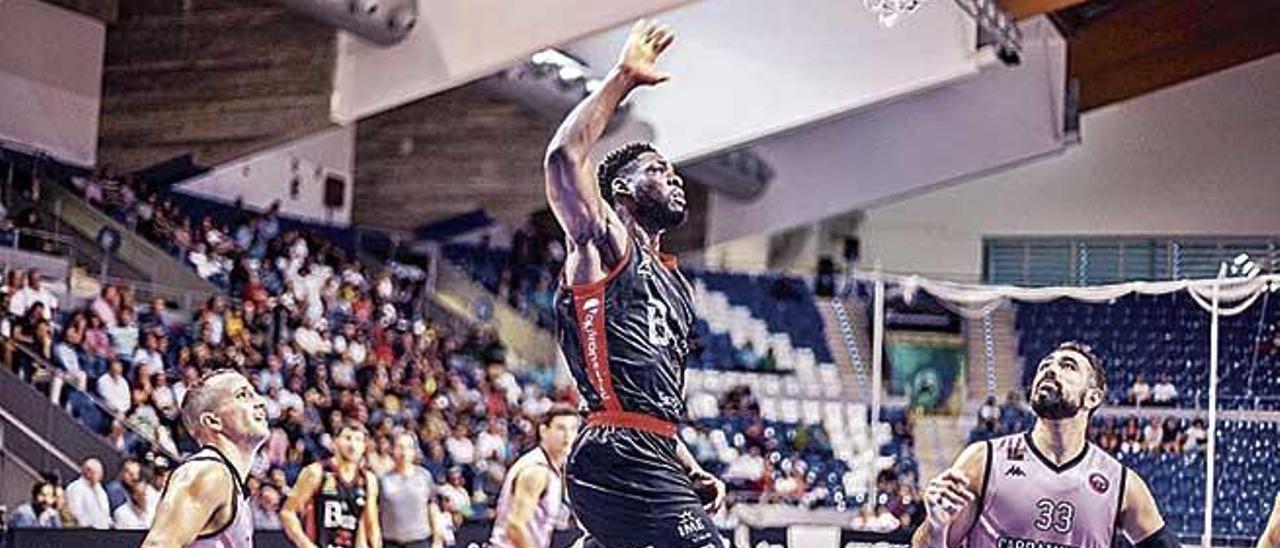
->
<box><xmin>489</xmin><ymin>405</ymin><xmax>581</xmax><ymax>548</ymax></box>
<box><xmin>545</xmin><ymin>19</ymin><xmax>727</xmax><ymax>548</ymax></box>
<box><xmin>281</xmin><ymin>420</ymin><xmax>381</xmax><ymax>548</ymax></box>
<box><xmin>142</xmin><ymin>370</ymin><xmax>269</xmax><ymax>548</ymax></box>
<box><xmin>912</xmin><ymin>342</ymin><xmax>1175</xmax><ymax>548</ymax></box>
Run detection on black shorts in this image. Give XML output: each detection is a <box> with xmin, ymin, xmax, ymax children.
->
<box><xmin>566</xmin><ymin>426</ymin><xmax>727</xmax><ymax>548</ymax></box>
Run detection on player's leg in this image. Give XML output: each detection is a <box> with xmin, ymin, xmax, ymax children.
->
<box><xmin>566</xmin><ymin>478</ymin><xmax>656</xmax><ymax>548</ymax></box>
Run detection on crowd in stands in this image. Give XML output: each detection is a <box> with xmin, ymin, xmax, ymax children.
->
<box><xmin>5</xmin><ymin>173</ymin><xmax>896</xmax><ymax>541</ymax></box>
<box><xmin>968</xmin><ymin>391</ymin><xmax>1037</xmax><ymax>443</ymax></box>
<box><xmin>968</xmin><ymin>391</ymin><xmax>1210</xmax><ymax>456</ymax></box>
<box><xmin>443</xmin><ymin>224</ymin><xmax>565</xmax><ymax>330</ymax></box>
<box><xmin>1</xmin><ymin>175</ymin><xmax>580</xmax><ymax>539</ymax></box>
<box><xmin>71</xmin><ymin>167</ymin><xmax>289</xmax><ymax>287</ymax></box>
<box><xmin>1126</xmin><ymin>373</ymin><xmax>1182</xmax><ymax>407</ymax></box>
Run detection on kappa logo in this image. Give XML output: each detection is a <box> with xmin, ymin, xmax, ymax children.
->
<box><xmin>1004</xmin><ymin>465</ymin><xmax>1027</xmax><ymax>477</ymax></box>
<box><xmin>582</xmin><ymin>298</ymin><xmax>600</xmax><ymax>312</ymax></box>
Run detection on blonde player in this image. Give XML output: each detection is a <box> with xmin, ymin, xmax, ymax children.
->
<box><xmin>142</xmin><ymin>370</ymin><xmax>270</xmax><ymax>548</ymax></box>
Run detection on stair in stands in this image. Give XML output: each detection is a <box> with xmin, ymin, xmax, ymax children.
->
<box><xmin>964</xmin><ymin>304</ymin><xmax>1021</xmax><ymax>404</ymax></box>
<box><xmin>432</xmin><ymin>259</ymin><xmax>561</xmax><ymax>372</ymax></box>
<box><xmin>40</xmin><ymin>181</ymin><xmax>221</xmax><ymax>306</ymax></box>
<box><xmin>817</xmin><ymin>297</ymin><xmax>872</xmax><ymax>401</ymax></box>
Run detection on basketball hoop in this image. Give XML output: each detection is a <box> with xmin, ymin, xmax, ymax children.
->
<box><xmin>863</xmin><ymin>0</ymin><xmax>928</xmax><ymax>27</ymax></box>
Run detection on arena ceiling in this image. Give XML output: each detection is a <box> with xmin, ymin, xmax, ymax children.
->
<box><xmin>1006</xmin><ymin>0</ymin><xmax>1280</xmax><ymax>110</ymax></box>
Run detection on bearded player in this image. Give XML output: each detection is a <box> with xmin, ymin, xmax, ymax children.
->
<box><xmin>142</xmin><ymin>370</ymin><xmax>269</xmax><ymax>548</ymax></box>
<box><xmin>545</xmin><ymin>19</ymin><xmax>727</xmax><ymax>548</ymax></box>
<box><xmin>912</xmin><ymin>341</ymin><xmax>1175</xmax><ymax>548</ymax></box>
<box><xmin>281</xmin><ymin>420</ymin><xmax>381</xmax><ymax>548</ymax></box>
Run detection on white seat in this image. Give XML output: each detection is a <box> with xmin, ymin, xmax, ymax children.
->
<box><xmin>802</xmin><ymin>400</ymin><xmax>822</xmax><ymax>425</ymax></box>
<box><xmin>781</xmin><ymin>398</ymin><xmax>801</xmax><ymax>423</ymax></box>
<box><xmin>759</xmin><ymin>397</ymin><xmax>778</xmax><ymax>420</ymax></box>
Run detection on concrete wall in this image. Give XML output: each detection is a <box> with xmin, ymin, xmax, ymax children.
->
<box><xmin>857</xmin><ymin>53</ymin><xmax>1280</xmax><ymax>281</ymax></box>
<box><xmin>176</xmin><ymin>127</ymin><xmax>355</xmax><ymax>225</ymax></box>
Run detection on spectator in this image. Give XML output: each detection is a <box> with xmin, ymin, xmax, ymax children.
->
<box><xmin>380</xmin><ymin>432</ymin><xmax>445</xmax><ymax>548</ymax></box>
<box><xmin>112</xmin><ymin>481</ymin><xmax>155</xmax><ymax>529</ymax></box>
<box><xmin>438</xmin><ymin>467</ymin><xmax>474</xmax><ymax>523</ymax></box>
<box><xmin>1151</xmin><ymin>374</ymin><xmax>1178</xmax><ymax>407</ymax></box>
<box><xmin>132</xmin><ymin>331</ymin><xmax>165</xmax><ymax>379</ymax></box>
<box><xmin>978</xmin><ymin>395</ymin><xmax>1000</xmax><ymax>424</ymax></box>
<box><xmin>1159</xmin><ymin>417</ymin><xmax>1182</xmax><ymax>454</ymax></box>
<box><xmin>723</xmin><ymin>445</ymin><xmax>766</xmax><ymax>488</ymax></box>
<box><xmin>10</xmin><ymin>270</ymin><xmax>57</xmax><ymax>320</ymax></box>
<box><xmin>1129</xmin><ymin>373</ymin><xmax>1151</xmax><ymax>406</ymax></box>
<box><xmin>1184</xmin><ymin>419</ymin><xmax>1208</xmax><ymax>453</ymax></box>
<box><xmin>252</xmin><ymin>484</ymin><xmax>284</xmax><ymax>530</ymax></box>
<box><xmin>65</xmin><ymin>458</ymin><xmax>112</xmax><ymax>529</ymax></box>
<box><xmin>1119</xmin><ymin>417</ymin><xmax>1143</xmax><ymax>454</ymax></box>
<box><xmin>97</xmin><ymin>359</ymin><xmax>132</xmax><ymax>415</ymax></box>
<box><xmin>445</xmin><ymin>424</ymin><xmax>477</xmax><ymax>468</ymax></box>
<box><xmin>9</xmin><ymin>479</ymin><xmax>63</xmax><ymax>529</ymax></box>
<box><xmin>108</xmin><ymin>307</ymin><xmax>140</xmax><ymax>361</ymax></box>
<box><xmin>1142</xmin><ymin>419</ymin><xmax>1163</xmax><ymax>452</ymax></box>
<box><xmin>105</xmin><ymin>457</ymin><xmax>141</xmax><ymax>511</ymax></box>
<box><xmin>91</xmin><ymin>286</ymin><xmax>120</xmax><ymax>328</ymax></box>
<box><xmin>104</xmin><ymin>420</ymin><xmax>130</xmax><ymax>453</ymax></box>
<box><xmin>126</xmin><ymin>388</ymin><xmax>161</xmax><ymax>440</ymax></box>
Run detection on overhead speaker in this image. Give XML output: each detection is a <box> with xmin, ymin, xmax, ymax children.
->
<box><xmin>275</xmin><ymin>0</ymin><xmax>417</xmax><ymax>46</ymax></box>
<box><xmin>680</xmin><ymin>148</ymin><xmax>773</xmax><ymax>201</ymax></box>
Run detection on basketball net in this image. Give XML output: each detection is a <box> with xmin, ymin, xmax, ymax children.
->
<box><xmin>863</xmin><ymin>0</ymin><xmax>929</xmax><ymax>27</ymax></box>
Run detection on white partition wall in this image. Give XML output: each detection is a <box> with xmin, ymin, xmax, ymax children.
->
<box><xmin>0</xmin><ymin>0</ymin><xmax>104</xmax><ymax>167</ymax></box>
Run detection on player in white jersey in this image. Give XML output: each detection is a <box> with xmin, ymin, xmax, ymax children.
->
<box><xmin>1259</xmin><ymin>492</ymin><xmax>1280</xmax><ymax>548</ymax></box>
<box><xmin>912</xmin><ymin>342</ymin><xmax>1174</xmax><ymax>548</ymax></box>
<box><xmin>143</xmin><ymin>370</ymin><xmax>270</xmax><ymax>548</ymax></box>
<box><xmin>489</xmin><ymin>405</ymin><xmax>580</xmax><ymax>548</ymax></box>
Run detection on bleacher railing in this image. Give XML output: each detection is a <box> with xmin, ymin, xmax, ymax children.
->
<box><xmin>2</xmin><ymin>333</ymin><xmax>182</xmax><ymax>466</ymax></box>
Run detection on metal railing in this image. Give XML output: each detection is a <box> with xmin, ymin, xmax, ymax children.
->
<box><xmin>2</xmin><ymin>334</ymin><xmax>182</xmax><ymax>465</ymax></box>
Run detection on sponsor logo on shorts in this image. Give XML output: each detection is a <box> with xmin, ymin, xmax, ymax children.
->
<box><xmin>676</xmin><ymin>510</ymin><xmax>707</xmax><ymax>539</ymax></box>
<box><xmin>1089</xmin><ymin>472</ymin><xmax>1110</xmax><ymax>494</ymax></box>
<box><xmin>997</xmin><ymin>537</ymin><xmax>1076</xmax><ymax>548</ymax></box>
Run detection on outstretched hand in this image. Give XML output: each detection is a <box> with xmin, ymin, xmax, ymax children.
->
<box><xmin>618</xmin><ymin>19</ymin><xmax>676</xmax><ymax>86</ymax></box>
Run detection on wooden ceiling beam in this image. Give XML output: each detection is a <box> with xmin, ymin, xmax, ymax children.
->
<box><xmin>997</xmin><ymin>0</ymin><xmax>1091</xmax><ymax>19</ymax></box>
<box><xmin>39</xmin><ymin>0</ymin><xmax>116</xmax><ymax>22</ymax></box>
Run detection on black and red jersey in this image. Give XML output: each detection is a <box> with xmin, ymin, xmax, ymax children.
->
<box><xmin>555</xmin><ymin>239</ymin><xmax>695</xmax><ymax>425</ymax></box>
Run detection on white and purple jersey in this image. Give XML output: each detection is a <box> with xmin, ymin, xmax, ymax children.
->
<box><xmin>489</xmin><ymin>448</ymin><xmax>569</xmax><ymax>548</ymax></box>
<box><xmin>964</xmin><ymin>433</ymin><xmax>1126</xmax><ymax>548</ymax></box>
<box><xmin>170</xmin><ymin>447</ymin><xmax>255</xmax><ymax>548</ymax></box>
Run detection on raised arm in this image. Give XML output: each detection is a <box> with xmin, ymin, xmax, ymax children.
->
<box><xmin>544</xmin><ymin>21</ymin><xmax>674</xmax><ymax>274</ymax></box>
<box><xmin>912</xmin><ymin>441</ymin><xmax>989</xmax><ymax>548</ymax></box>
<box><xmin>140</xmin><ymin>462</ymin><xmax>230</xmax><ymax>548</ymax></box>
